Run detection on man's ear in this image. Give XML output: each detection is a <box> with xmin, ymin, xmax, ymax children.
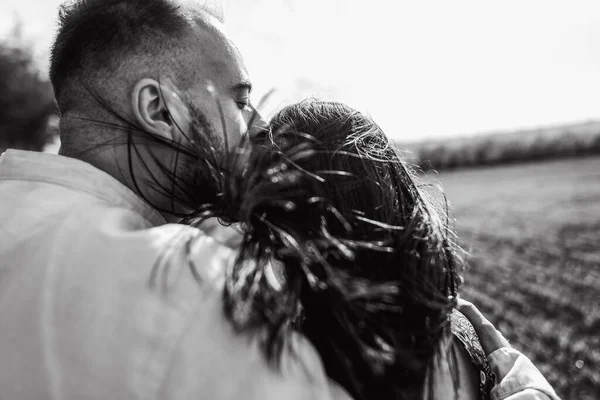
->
<box><xmin>131</xmin><ymin>78</ymin><xmax>193</xmax><ymax>142</ymax></box>
<box><xmin>131</xmin><ymin>78</ymin><xmax>173</xmax><ymax>140</ymax></box>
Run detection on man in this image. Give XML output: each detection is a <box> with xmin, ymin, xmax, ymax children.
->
<box><xmin>0</xmin><ymin>1</ymin><xmax>351</xmax><ymax>399</ymax></box>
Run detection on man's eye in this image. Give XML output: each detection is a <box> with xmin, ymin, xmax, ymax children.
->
<box><xmin>236</xmin><ymin>100</ymin><xmax>251</xmax><ymax>111</ymax></box>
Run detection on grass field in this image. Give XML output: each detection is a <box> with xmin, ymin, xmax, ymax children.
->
<box><xmin>431</xmin><ymin>155</ymin><xmax>600</xmax><ymax>400</ymax></box>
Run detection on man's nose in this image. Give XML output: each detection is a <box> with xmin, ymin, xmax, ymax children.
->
<box><xmin>247</xmin><ymin>109</ymin><xmax>268</xmax><ymax>139</ymax></box>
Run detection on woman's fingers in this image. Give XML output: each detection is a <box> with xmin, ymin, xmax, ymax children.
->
<box><xmin>457</xmin><ymin>298</ymin><xmax>510</xmax><ymax>355</ymax></box>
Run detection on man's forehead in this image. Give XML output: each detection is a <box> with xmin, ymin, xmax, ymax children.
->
<box><xmin>204</xmin><ymin>58</ymin><xmax>250</xmax><ymax>93</ymax></box>
<box><xmin>187</xmin><ymin>18</ymin><xmax>249</xmax><ymax>88</ymax></box>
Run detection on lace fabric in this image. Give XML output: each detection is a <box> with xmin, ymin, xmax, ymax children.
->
<box><xmin>450</xmin><ymin>309</ymin><xmax>496</xmax><ymax>400</ymax></box>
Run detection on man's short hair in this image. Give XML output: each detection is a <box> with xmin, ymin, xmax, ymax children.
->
<box><xmin>50</xmin><ymin>0</ymin><xmax>207</xmax><ymax>110</ymax></box>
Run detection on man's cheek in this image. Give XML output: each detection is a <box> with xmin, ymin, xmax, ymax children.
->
<box><xmin>230</xmin><ymin>112</ymin><xmax>248</xmax><ymax>141</ymax></box>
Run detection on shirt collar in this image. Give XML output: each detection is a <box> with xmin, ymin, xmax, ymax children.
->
<box><xmin>0</xmin><ymin>149</ymin><xmax>166</xmax><ymax>227</ymax></box>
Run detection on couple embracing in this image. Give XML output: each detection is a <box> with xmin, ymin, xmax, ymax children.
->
<box><xmin>0</xmin><ymin>1</ymin><xmax>559</xmax><ymax>400</ymax></box>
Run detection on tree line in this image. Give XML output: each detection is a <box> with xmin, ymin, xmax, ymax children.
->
<box><xmin>399</xmin><ymin>122</ymin><xmax>600</xmax><ymax>172</ymax></box>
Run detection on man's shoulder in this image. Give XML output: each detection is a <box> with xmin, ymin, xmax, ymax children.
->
<box><xmin>0</xmin><ymin>213</ymin><xmax>239</xmax><ymax>399</ymax></box>
<box><xmin>0</xmin><ymin>149</ymin><xmax>165</xmax><ymax>227</ymax></box>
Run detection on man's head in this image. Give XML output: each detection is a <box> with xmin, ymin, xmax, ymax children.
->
<box><xmin>50</xmin><ymin>0</ymin><xmax>263</xmax><ymax>218</ymax></box>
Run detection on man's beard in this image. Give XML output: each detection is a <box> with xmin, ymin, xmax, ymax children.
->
<box><xmin>188</xmin><ymin>100</ymin><xmax>226</xmax><ymax>154</ymax></box>
<box><xmin>172</xmin><ymin>100</ymin><xmax>228</xmax><ymax>217</ymax></box>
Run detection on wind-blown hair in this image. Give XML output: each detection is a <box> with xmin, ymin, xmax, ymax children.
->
<box><xmin>171</xmin><ymin>99</ymin><xmax>464</xmax><ymax>400</ymax></box>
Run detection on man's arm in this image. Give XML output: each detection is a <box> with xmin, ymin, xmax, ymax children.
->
<box><xmin>158</xmin><ymin>222</ymin><xmax>353</xmax><ymax>400</ymax></box>
<box><xmin>457</xmin><ymin>299</ymin><xmax>561</xmax><ymax>400</ymax></box>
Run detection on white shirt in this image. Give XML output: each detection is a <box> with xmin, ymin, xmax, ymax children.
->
<box><xmin>0</xmin><ymin>149</ymin><xmax>351</xmax><ymax>400</ymax></box>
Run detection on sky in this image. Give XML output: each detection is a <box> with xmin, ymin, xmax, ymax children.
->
<box><xmin>2</xmin><ymin>0</ymin><xmax>600</xmax><ymax>141</ymax></box>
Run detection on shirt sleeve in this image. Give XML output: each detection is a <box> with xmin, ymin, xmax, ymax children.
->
<box><xmin>158</xmin><ymin>223</ymin><xmax>353</xmax><ymax>400</ymax></box>
<box><xmin>488</xmin><ymin>348</ymin><xmax>561</xmax><ymax>400</ymax></box>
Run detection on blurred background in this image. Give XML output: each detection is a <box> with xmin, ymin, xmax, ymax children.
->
<box><xmin>1</xmin><ymin>0</ymin><xmax>599</xmax><ymax>399</ymax></box>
